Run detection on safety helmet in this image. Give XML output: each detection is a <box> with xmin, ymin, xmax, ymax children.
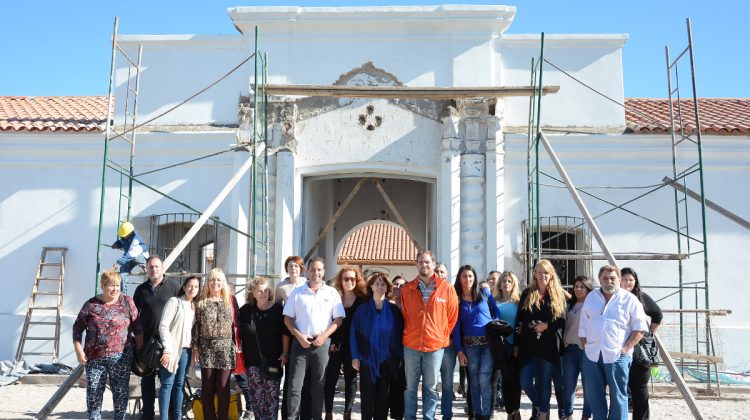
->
<box><xmin>118</xmin><ymin>222</ymin><xmax>135</xmax><ymax>238</ymax></box>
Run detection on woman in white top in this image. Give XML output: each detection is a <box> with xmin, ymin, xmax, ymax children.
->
<box><xmin>158</xmin><ymin>275</ymin><xmax>200</xmax><ymax>420</ymax></box>
<box><xmin>559</xmin><ymin>275</ymin><xmax>594</xmax><ymax>420</ymax></box>
<box><xmin>275</xmin><ymin>255</ymin><xmax>307</xmax><ymax>304</ymax></box>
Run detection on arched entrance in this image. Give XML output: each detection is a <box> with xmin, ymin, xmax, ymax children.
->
<box><xmin>336</xmin><ymin>220</ymin><xmax>418</xmax><ymax>280</ymax></box>
<box><xmin>299</xmin><ymin>174</ymin><xmax>433</xmax><ymax>275</ymax></box>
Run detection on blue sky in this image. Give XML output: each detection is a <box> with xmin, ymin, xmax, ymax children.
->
<box><xmin>1</xmin><ymin>1</ymin><xmax>746</xmax><ymax>98</ymax></box>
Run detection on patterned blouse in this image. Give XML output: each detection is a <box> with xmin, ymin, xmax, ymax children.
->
<box><xmin>72</xmin><ymin>294</ymin><xmax>142</xmax><ymax>361</ymax></box>
<box><xmin>193</xmin><ymin>298</ymin><xmax>235</xmax><ymax>369</ymax></box>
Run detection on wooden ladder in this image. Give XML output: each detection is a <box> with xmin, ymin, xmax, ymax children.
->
<box><xmin>14</xmin><ymin>247</ymin><xmax>67</xmax><ymax>364</ymax></box>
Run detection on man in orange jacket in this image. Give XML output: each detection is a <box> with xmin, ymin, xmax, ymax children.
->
<box><xmin>401</xmin><ymin>250</ymin><xmax>459</xmax><ymax>420</ymax></box>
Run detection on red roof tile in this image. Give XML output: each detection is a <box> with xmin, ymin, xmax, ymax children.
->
<box><xmin>338</xmin><ymin>223</ymin><xmax>418</xmax><ymax>265</ymax></box>
<box><xmin>0</xmin><ymin>96</ymin><xmax>108</xmax><ymax>132</ymax></box>
<box><xmin>625</xmin><ymin>98</ymin><xmax>750</xmax><ymax>135</ymax></box>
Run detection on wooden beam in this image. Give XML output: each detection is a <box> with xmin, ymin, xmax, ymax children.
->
<box><xmin>655</xmin><ymin>334</ymin><xmax>704</xmax><ymax>419</ymax></box>
<box><xmin>37</xmin><ymin>364</ymin><xmax>84</xmax><ymax>419</ymax></box>
<box><xmin>663</xmin><ymin>176</ymin><xmax>750</xmax><ymax>230</ymax></box>
<box><xmin>539</xmin><ymin>131</ymin><xmax>617</xmax><ymax>265</ymax></box>
<box><xmin>669</xmin><ymin>351</ymin><xmax>724</xmax><ymax>364</ymax></box>
<box><xmin>163</xmin><ymin>155</ymin><xmax>255</xmax><ymax>272</ymax></box>
<box><xmin>303</xmin><ymin>179</ymin><xmax>366</xmax><ymax>262</ymax></box>
<box><xmin>265</xmin><ymin>84</ymin><xmax>560</xmax><ymax>99</ymax></box>
<box><xmin>540</xmin><ymin>253</ymin><xmax>688</xmax><ymax>260</ymax></box>
<box><xmin>372</xmin><ymin>179</ymin><xmax>423</xmax><ymax>251</ymax></box>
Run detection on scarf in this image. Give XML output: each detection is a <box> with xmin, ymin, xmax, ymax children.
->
<box><xmin>352</xmin><ymin>299</ymin><xmax>402</xmax><ymax>381</ymax></box>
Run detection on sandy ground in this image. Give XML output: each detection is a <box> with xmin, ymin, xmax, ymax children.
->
<box><xmin>0</xmin><ymin>379</ymin><xmax>747</xmax><ymax>420</ymax></box>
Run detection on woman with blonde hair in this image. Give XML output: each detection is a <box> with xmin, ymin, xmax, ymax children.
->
<box><xmin>324</xmin><ymin>266</ymin><xmax>368</xmax><ymax>420</ymax></box>
<box><xmin>193</xmin><ymin>268</ymin><xmax>236</xmax><ymax>420</ymax></box>
<box><xmin>515</xmin><ymin>260</ymin><xmax>567</xmax><ymax>420</ymax></box>
<box><xmin>73</xmin><ymin>270</ymin><xmax>141</xmax><ymax>420</ymax></box>
<box><xmin>492</xmin><ymin>271</ymin><xmax>522</xmax><ymax>420</ymax></box>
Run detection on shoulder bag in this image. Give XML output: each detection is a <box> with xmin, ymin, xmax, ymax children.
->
<box><xmin>633</xmin><ymin>331</ymin><xmax>661</xmax><ymax>368</ymax></box>
<box><xmin>141</xmin><ymin>298</ymin><xmax>181</xmax><ymax>371</ymax></box>
<box><xmin>251</xmin><ymin>310</ymin><xmax>283</xmax><ymax>380</ymax></box>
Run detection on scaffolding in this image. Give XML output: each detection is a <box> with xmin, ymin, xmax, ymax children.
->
<box><xmin>94</xmin><ymin>18</ymin><xmax>272</xmax><ymax>291</ymax></box>
<box><xmin>524</xmin><ymin>20</ymin><xmax>722</xmax><ymax>418</ymax></box>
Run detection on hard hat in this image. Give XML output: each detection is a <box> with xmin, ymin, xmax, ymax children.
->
<box><xmin>118</xmin><ymin>222</ymin><xmax>135</xmax><ymax>238</ymax></box>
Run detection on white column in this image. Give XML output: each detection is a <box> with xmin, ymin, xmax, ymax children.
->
<box><xmin>485</xmin><ymin>108</ymin><xmax>505</xmax><ymax>274</ymax></box>
<box><xmin>274</xmin><ymin>150</ymin><xmax>295</xmax><ymax>275</ymax></box>
<box><xmin>438</xmin><ymin>115</ymin><xmax>462</xmax><ymax>279</ymax></box>
<box><xmin>460</xmin><ymin>154</ymin><xmax>486</xmax><ymax>275</ymax></box>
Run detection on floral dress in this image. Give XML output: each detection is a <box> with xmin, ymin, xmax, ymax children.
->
<box><xmin>193</xmin><ymin>298</ymin><xmax>235</xmax><ymax>369</ymax></box>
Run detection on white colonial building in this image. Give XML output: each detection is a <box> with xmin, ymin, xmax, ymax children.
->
<box><xmin>1</xmin><ymin>5</ymin><xmax>749</xmax><ymax>372</ymax></box>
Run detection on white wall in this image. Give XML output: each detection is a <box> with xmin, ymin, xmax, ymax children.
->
<box><xmin>0</xmin><ymin>130</ymin><xmax>238</xmax><ymax>364</ymax></box>
<box><xmin>503</xmin><ymin>132</ymin><xmax>750</xmax><ymax>369</ymax></box>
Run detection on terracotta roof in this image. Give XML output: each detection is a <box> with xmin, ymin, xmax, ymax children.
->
<box><xmin>0</xmin><ymin>96</ymin><xmax>108</xmax><ymax>132</ymax></box>
<box><xmin>625</xmin><ymin>98</ymin><xmax>750</xmax><ymax>135</ymax></box>
<box><xmin>338</xmin><ymin>223</ymin><xmax>418</xmax><ymax>265</ymax></box>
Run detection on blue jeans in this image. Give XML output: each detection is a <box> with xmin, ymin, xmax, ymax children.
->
<box><xmin>158</xmin><ymin>348</ymin><xmax>192</xmax><ymax>420</ymax></box>
<box><xmin>581</xmin><ymin>353</ymin><xmax>631</xmax><ymax>420</ymax></box>
<box><xmin>561</xmin><ymin>345</ymin><xmax>591</xmax><ymax>418</ymax></box>
<box><xmin>465</xmin><ymin>345</ymin><xmax>493</xmax><ymax>416</ymax></box>
<box><xmin>440</xmin><ymin>344</ymin><xmax>456</xmax><ymax>420</ymax></box>
<box><xmin>404</xmin><ymin>347</ymin><xmax>444</xmax><ymax>420</ymax></box>
<box><xmin>119</xmin><ymin>254</ymin><xmax>146</xmax><ymax>293</ymax></box>
<box><xmin>519</xmin><ymin>355</ymin><xmax>554</xmax><ymax>413</ymax></box>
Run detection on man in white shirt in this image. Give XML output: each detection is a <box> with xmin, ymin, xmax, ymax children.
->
<box><xmin>579</xmin><ymin>265</ymin><xmax>648</xmax><ymax>420</ymax></box>
<box><xmin>283</xmin><ymin>257</ymin><xmax>345</xmax><ymax>420</ymax></box>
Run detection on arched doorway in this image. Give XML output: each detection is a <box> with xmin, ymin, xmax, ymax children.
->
<box><xmin>336</xmin><ymin>220</ymin><xmax>418</xmax><ymax>280</ymax></box>
<box><xmin>300</xmin><ymin>175</ymin><xmax>433</xmax><ymax>276</ymax></box>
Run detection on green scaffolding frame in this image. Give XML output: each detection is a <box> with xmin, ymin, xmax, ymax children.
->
<box><xmin>525</xmin><ymin>23</ymin><xmax>713</xmax><ymax>362</ymax></box>
<box><xmin>94</xmin><ymin>18</ymin><xmax>271</xmax><ymax>291</ymax></box>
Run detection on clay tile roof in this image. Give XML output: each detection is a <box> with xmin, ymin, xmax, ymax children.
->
<box><xmin>0</xmin><ymin>96</ymin><xmax>108</xmax><ymax>132</ymax></box>
<box><xmin>338</xmin><ymin>223</ymin><xmax>418</xmax><ymax>265</ymax></box>
<box><xmin>625</xmin><ymin>98</ymin><xmax>750</xmax><ymax>135</ymax></box>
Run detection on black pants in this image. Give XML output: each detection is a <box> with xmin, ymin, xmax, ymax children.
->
<box><xmin>360</xmin><ymin>362</ymin><xmax>393</xmax><ymax>420</ymax></box>
<box><xmin>388</xmin><ymin>363</ymin><xmax>406</xmax><ymax>420</ymax></box>
<box><xmin>500</xmin><ymin>353</ymin><xmax>521</xmax><ymax>414</ymax></box>
<box><xmin>490</xmin><ymin>369</ymin><xmax>502</xmax><ymax>411</ymax></box>
<box><xmin>324</xmin><ymin>349</ymin><xmax>358</xmax><ymax>414</ymax></box>
<box><xmin>629</xmin><ymin>364</ymin><xmax>652</xmax><ymax>420</ymax></box>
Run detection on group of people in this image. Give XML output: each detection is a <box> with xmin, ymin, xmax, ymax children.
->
<box><xmin>73</xmin><ymin>248</ymin><xmax>662</xmax><ymax>420</ymax></box>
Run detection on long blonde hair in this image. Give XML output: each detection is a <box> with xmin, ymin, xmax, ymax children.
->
<box><xmin>494</xmin><ymin>270</ymin><xmax>521</xmax><ymax>303</ymax></box>
<box><xmin>523</xmin><ymin>260</ymin><xmax>566</xmax><ymax>320</ymax></box>
<box><xmin>197</xmin><ymin>268</ymin><xmax>232</xmax><ymax>309</ymax></box>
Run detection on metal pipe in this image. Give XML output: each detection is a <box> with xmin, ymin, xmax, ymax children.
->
<box><xmin>95</xmin><ymin>17</ymin><xmax>119</xmax><ymax>293</ymax></box>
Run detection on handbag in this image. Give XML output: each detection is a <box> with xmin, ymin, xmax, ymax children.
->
<box><xmin>232</xmin><ymin>297</ymin><xmax>247</xmax><ymax>375</ymax></box>
<box><xmin>633</xmin><ymin>331</ymin><xmax>661</xmax><ymax>368</ymax></box>
<box><xmin>251</xmin><ymin>312</ymin><xmax>283</xmax><ymax>380</ymax></box>
<box><xmin>140</xmin><ymin>298</ymin><xmax>181</xmax><ymax>371</ymax></box>
<box><xmin>484</xmin><ymin>294</ymin><xmax>512</xmax><ymax>369</ymax></box>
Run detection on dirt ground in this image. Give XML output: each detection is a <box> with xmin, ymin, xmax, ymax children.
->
<box><xmin>0</xmin><ymin>380</ymin><xmax>747</xmax><ymax>420</ymax></box>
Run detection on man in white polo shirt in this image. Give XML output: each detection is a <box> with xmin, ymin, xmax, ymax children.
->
<box><xmin>283</xmin><ymin>257</ymin><xmax>345</xmax><ymax>420</ymax></box>
<box><xmin>579</xmin><ymin>265</ymin><xmax>648</xmax><ymax>420</ymax></box>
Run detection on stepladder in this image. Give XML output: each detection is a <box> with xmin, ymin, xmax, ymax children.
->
<box><xmin>15</xmin><ymin>247</ymin><xmax>67</xmax><ymax>365</ymax></box>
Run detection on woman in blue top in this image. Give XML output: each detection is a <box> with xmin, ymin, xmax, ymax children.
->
<box><xmin>350</xmin><ymin>272</ymin><xmax>404</xmax><ymax>420</ymax></box>
<box><xmin>453</xmin><ymin>265</ymin><xmax>497</xmax><ymax>420</ymax></box>
<box><xmin>493</xmin><ymin>271</ymin><xmax>522</xmax><ymax>420</ymax></box>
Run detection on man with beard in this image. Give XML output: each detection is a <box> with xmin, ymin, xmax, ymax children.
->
<box><xmin>578</xmin><ymin>265</ymin><xmax>648</xmax><ymax>420</ymax></box>
<box><xmin>401</xmin><ymin>251</ymin><xmax>458</xmax><ymax>420</ymax></box>
<box><xmin>132</xmin><ymin>255</ymin><xmax>181</xmax><ymax>419</ymax></box>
